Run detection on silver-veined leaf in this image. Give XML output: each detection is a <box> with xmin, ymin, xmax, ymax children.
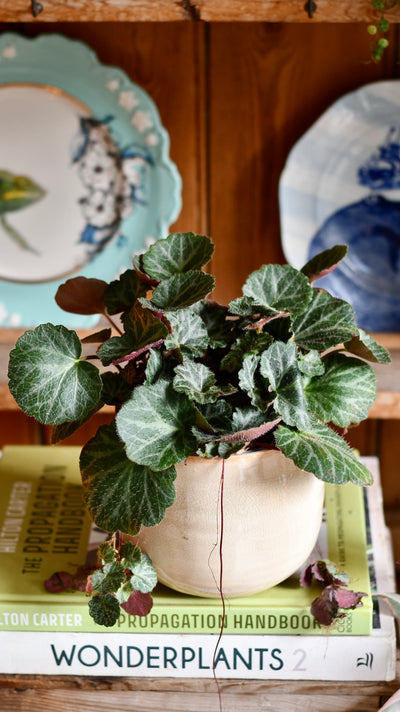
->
<box><xmin>242</xmin><ymin>264</ymin><xmax>313</xmax><ymax>317</ymax></box>
<box><xmin>304</xmin><ymin>353</ymin><xmax>377</xmax><ymax>427</ymax></box>
<box><xmin>292</xmin><ymin>290</ymin><xmax>358</xmax><ymax>350</ymax></box>
<box><xmin>80</xmin><ymin>423</ymin><xmax>176</xmax><ymax>533</ymax></box>
<box><xmin>142</xmin><ymin>232</ymin><xmax>214</xmax><ymax>279</ymax></box>
<box><xmin>8</xmin><ymin>324</ymin><xmax>102</xmax><ymax>425</ymax></box>
<box><xmin>260</xmin><ymin>341</ymin><xmax>310</xmax><ymax>429</ymax></box>
<box><xmin>275</xmin><ymin>422</ymin><xmax>373</xmax><ymax>485</ymax></box>
<box><xmin>116</xmin><ymin>380</ymin><xmax>197</xmax><ymax>469</ymax></box>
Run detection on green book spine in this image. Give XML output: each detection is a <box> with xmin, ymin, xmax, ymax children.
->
<box><xmin>0</xmin><ymin>446</ymin><xmax>372</xmax><ymax>635</ymax></box>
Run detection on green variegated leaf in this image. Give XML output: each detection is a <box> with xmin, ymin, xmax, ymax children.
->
<box><xmin>275</xmin><ymin>422</ymin><xmax>373</xmax><ymax>485</ymax></box>
<box><xmin>146</xmin><ymin>272</ymin><xmax>215</xmax><ymax>312</ymax></box>
<box><xmin>130</xmin><ymin>553</ymin><xmax>158</xmax><ymax>593</ymax></box>
<box><xmin>98</xmin><ymin>305</ymin><xmax>168</xmax><ymax>366</ymax></box>
<box><xmin>298</xmin><ymin>350</ymin><xmax>325</xmax><ymax>377</ymax></box>
<box><xmin>89</xmin><ymin>594</ymin><xmax>121</xmax><ymax>627</ymax></box>
<box><xmin>220</xmin><ymin>331</ymin><xmax>273</xmax><ymax>372</ymax></box>
<box><xmin>173</xmin><ymin>358</ymin><xmax>235</xmax><ymax>404</ymax></box>
<box><xmin>101</xmin><ymin>372</ymin><xmax>132</xmax><ymax>406</ymax></box>
<box><xmin>196</xmin><ymin>301</ymin><xmax>233</xmax><ymax>348</ymax></box>
<box><xmin>242</xmin><ymin>264</ymin><xmax>313</xmax><ymax>317</ymax></box>
<box><xmin>145</xmin><ymin>348</ymin><xmax>164</xmax><ymax>384</ymax></box>
<box><xmin>51</xmin><ymin>402</ymin><xmax>104</xmax><ymax>443</ymax></box>
<box><xmin>142</xmin><ymin>232</ymin><xmax>214</xmax><ymax>279</ymax></box>
<box><xmin>232</xmin><ymin>406</ymin><xmax>268</xmax><ymax>432</ymax></box>
<box><xmin>8</xmin><ymin>324</ymin><xmax>102</xmax><ymax>425</ymax></box>
<box><xmin>344</xmin><ymin>329</ymin><xmax>392</xmax><ymax>364</ymax></box>
<box><xmin>90</xmin><ymin>562</ymin><xmax>125</xmax><ymax>594</ymax></box>
<box><xmin>260</xmin><ymin>342</ymin><xmax>310</xmax><ymax>429</ymax></box>
<box><xmin>301</xmin><ymin>245</ymin><xmax>348</xmax><ymax>282</ymax></box>
<box><xmin>304</xmin><ymin>353</ymin><xmax>377</xmax><ymax>427</ymax></box>
<box><xmin>80</xmin><ymin>423</ymin><xmax>176</xmax><ymax>533</ymax></box>
<box><xmin>116</xmin><ymin>380</ymin><xmax>197</xmax><ymax>469</ymax></box>
<box><xmin>164</xmin><ymin>309</ymin><xmax>209</xmax><ymax>356</ymax></box>
<box><xmin>196</xmin><ymin>400</ymin><xmax>233</xmax><ymax>432</ymax></box>
<box><xmin>105</xmin><ymin>270</ymin><xmax>147</xmax><ymax>315</ymax></box>
<box><xmin>238</xmin><ymin>353</ymin><xmax>262</xmax><ymax>406</ymax></box>
<box><xmin>292</xmin><ymin>290</ymin><xmax>358</xmax><ymax>350</ymax></box>
<box><xmin>228</xmin><ymin>295</ymin><xmax>260</xmax><ymax>317</ymax></box>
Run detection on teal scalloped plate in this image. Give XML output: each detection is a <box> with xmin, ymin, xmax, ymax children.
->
<box><xmin>0</xmin><ymin>33</ymin><xmax>182</xmax><ymax>327</ymax></box>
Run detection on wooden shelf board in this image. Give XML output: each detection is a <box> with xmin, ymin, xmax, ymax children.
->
<box><xmin>1</xmin><ymin>0</ymin><xmax>399</xmax><ymax>23</ymax></box>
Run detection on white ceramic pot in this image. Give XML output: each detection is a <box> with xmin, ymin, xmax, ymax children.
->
<box><xmin>134</xmin><ymin>449</ymin><xmax>325</xmax><ymax>598</ymax></box>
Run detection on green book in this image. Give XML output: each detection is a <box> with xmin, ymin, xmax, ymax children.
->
<box><xmin>0</xmin><ymin>445</ymin><xmax>372</xmax><ymax>635</ymax></box>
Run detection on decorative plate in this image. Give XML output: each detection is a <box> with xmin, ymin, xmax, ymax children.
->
<box><xmin>279</xmin><ymin>81</ymin><xmax>400</xmax><ymax>332</ymax></box>
<box><xmin>0</xmin><ymin>33</ymin><xmax>181</xmax><ymax>328</ymax></box>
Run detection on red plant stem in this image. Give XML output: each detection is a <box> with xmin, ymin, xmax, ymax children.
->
<box><xmin>212</xmin><ymin>458</ymin><xmax>226</xmax><ymax>712</ymax></box>
<box><xmin>112</xmin><ymin>339</ymin><xmax>164</xmax><ymax>365</ymax></box>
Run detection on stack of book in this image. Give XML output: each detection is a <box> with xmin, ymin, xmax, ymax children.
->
<box><xmin>0</xmin><ymin>446</ymin><xmax>396</xmax><ymax>681</ymax></box>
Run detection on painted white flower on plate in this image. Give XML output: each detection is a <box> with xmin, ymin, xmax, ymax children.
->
<box><xmin>145</xmin><ymin>133</ymin><xmax>159</xmax><ymax>147</ymax></box>
<box><xmin>131</xmin><ymin>110</ymin><xmax>153</xmax><ymax>132</ymax></box>
<box><xmin>80</xmin><ymin>190</ymin><xmax>120</xmax><ymax>228</ymax></box>
<box><xmin>79</xmin><ymin>144</ymin><xmax>121</xmax><ymax>192</ymax></box>
<box><xmin>106</xmin><ymin>79</ymin><xmax>120</xmax><ymax>92</ymax></box>
<box><xmin>119</xmin><ymin>90</ymin><xmax>140</xmax><ymax>111</ymax></box>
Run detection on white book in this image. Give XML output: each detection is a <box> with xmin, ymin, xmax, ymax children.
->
<box><xmin>0</xmin><ymin>457</ymin><xmax>396</xmax><ymax>681</ymax></box>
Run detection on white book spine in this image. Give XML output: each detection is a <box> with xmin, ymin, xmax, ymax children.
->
<box><xmin>0</xmin><ymin>620</ymin><xmax>395</xmax><ymax>680</ymax></box>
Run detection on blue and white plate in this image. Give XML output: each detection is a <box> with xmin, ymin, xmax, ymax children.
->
<box><xmin>279</xmin><ymin>81</ymin><xmax>400</xmax><ymax>332</ymax></box>
<box><xmin>0</xmin><ymin>33</ymin><xmax>181</xmax><ymax>327</ymax></box>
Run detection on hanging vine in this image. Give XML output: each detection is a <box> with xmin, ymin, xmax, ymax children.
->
<box><xmin>368</xmin><ymin>0</ymin><xmax>400</xmax><ymax>61</ymax></box>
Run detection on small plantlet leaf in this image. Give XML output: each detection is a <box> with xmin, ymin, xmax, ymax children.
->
<box><xmin>8</xmin><ymin>324</ymin><xmax>103</xmax><ymax>425</ymax></box>
<box><xmin>173</xmin><ymin>358</ymin><xmax>234</xmax><ymax>404</ymax></box>
<box><xmin>90</xmin><ymin>561</ymin><xmax>126</xmax><ymax>595</ymax></box>
<box><xmin>55</xmin><ymin>277</ymin><xmax>108</xmax><ymax>315</ymax></box>
<box><xmin>89</xmin><ymin>594</ymin><xmax>121</xmax><ymax>627</ymax></box>
<box><xmin>130</xmin><ymin>553</ymin><xmax>158</xmax><ymax>593</ymax></box>
<box><xmin>142</xmin><ymin>232</ymin><xmax>214</xmax><ymax>279</ymax></box>
<box><xmin>44</xmin><ymin>571</ymin><xmax>74</xmax><ymax>593</ymax></box>
<box><xmin>121</xmin><ymin>590</ymin><xmax>153</xmax><ymax>616</ymax></box>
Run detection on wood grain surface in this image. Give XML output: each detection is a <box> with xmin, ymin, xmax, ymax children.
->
<box><xmin>2</xmin><ymin>0</ymin><xmax>400</xmax><ymax>24</ymax></box>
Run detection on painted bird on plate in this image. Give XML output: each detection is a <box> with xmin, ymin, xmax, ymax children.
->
<box><xmin>0</xmin><ymin>170</ymin><xmax>46</xmax><ymax>254</ymax></box>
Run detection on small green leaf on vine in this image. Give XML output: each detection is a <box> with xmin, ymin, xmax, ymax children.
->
<box><xmin>368</xmin><ymin>0</ymin><xmax>400</xmax><ymax>62</ymax></box>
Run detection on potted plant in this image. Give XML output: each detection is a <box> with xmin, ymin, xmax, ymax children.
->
<box><xmin>8</xmin><ymin>232</ymin><xmax>390</xmax><ymax>627</ymax></box>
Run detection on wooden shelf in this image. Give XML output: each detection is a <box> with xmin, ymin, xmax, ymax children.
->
<box><xmin>2</xmin><ymin>0</ymin><xmax>400</xmax><ymax>23</ymax></box>
<box><xmin>0</xmin><ymin>664</ymin><xmax>399</xmax><ymax>711</ymax></box>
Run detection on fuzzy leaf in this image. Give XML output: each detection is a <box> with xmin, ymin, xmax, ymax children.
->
<box><xmin>98</xmin><ymin>305</ymin><xmax>168</xmax><ymax>366</ymax></box>
<box><xmin>292</xmin><ymin>290</ymin><xmax>358</xmax><ymax>350</ymax></box>
<box><xmin>130</xmin><ymin>553</ymin><xmax>158</xmax><ymax>593</ymax></box>
<box><xmin>164</xmin><ymin>309</ymin><xmax>209</xmax><ymax>356</ymax></box>
<box><xmin>121</xmin><ymin>590</ymin><xmax>153</xmax><ymax>616</ymax></box>
<box><xmin>55</xmin><ymin>277</ymin><xmax>108</xmax><ymax>315</ymax></box>
<box><xmin>298</xmin><ymin>350</ymin><xmax>325</xmax><ymax>377</ymax></box>
<box><xmin>344</xmin><ymin>329</ymin><xmax>392</xmax><ymax>364</ymax></box>
<box><xmin>260</xmin><ymin>342</ymin><xmax>310</xmax><ymax>429</ymax></box>
<box><xmin>242</xmin><ymin>264</ymin><xmax>313</xmax><ymax>317</ymax></box>
<box><xmin>51</xmin><ymin>402</ymin><xmax>104</xmax><ymax>443</ymax></box>
<box><xmin>120</xmin><ymin>541</ymin><xmax>141</xmax><ymax>568</ymax></box>
<box><xmin>275</xmin><ymin>422</ymin><xmax>373</xmax><ymax>485</ymax></box>
<box><xmin>304</xmin><ymin>353</ymin><xmax>377</xmax><ymax>427</ymax></box>
<box><xmin>116</xmin><ymin>380</ymin><xmax>197</xmax><ymax>469</ymax></box>
<box><xmin>196</xmin><ymin>400</ymin><xmax>233</xmax><ymax>433</ymax></box>
<box><xmin>334</xmin><ymin>588</ymin><xmax>366</xmax><ymax>609</ymax></box>
<box><xmin>238</xmin><ymin>353</ymin><xmax>264</xmax><ymax>408</ymax></box>
<box><xmin>44</xmin><ymin>571</ymin><xmax>74</xmax><ymax>593</ymax></box>
<box><xmin>8</xmin><ymin>324</ymin><xmax>102</xmax><ymax>425</ymax></box>
<box><xmin>148</xmin><ymin>272</ymin><xmax>215</xmax><ymax>312</ymax></box>
<box><xmin>173</xmin><ymin>358</ymin><xmax>234</xmax><ymax>404</ymax></box>
<box><xmin>101</xmin><ymin>372</ymin><xmax>133</xmax><ymax>407</ymax></box>
<box><xmin>89</xmin><ymin>594</ymin><xmax>120</xmax><ymax>627</ymax></box>
<box><xmin>301</xmin><ymin>245</ymin><xmax>348</xmax><ymax>282</ymax></box>
<box><xmin>220</xmin><ymin>331</ymin><xmax>273</xmax><ymax>372</ymax></box>
<box><xmin>142</xmin><ymin>232</ymin><xmax>214</xmax><ymax>279</ymax></box>
<box><xmin>105</xmin><ymin>270</ymin><xmax>147</xmax><ymax>315</ymax></box>
<box><xmin>145</xmin><ymin>348</ymin><xmax>164</xmax><ymax>384</ymax></box>
<box><xmin>310</xmin><ymin>587</ymin><xmax>339</xmax><ymax>626</ymax></box>
<box><xmin>90</xmin><ymin>562</ymin><xmax>126</xmax><ymax>595</ymax></box>
<box><xmin>80</xmin><ymin>423</ymin><xmax>177</xmax><ymax>533</ymax></box>
<box><xmin>231</xmin><ymin>406</ymin><xmax>266</xmax><ymax>432</ymax></box>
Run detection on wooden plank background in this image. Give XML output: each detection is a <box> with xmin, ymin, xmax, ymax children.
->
<box><xmin>0</xmin><ymin>20</ymin><xmax>399</xmax><ymax>514</ymax></box>
<box><xmin>2</xmin><ymin>0</ymin><xmax>400</xmax><ymax>23</ymax></box>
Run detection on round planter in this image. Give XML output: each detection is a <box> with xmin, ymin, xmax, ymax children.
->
<box><xmin>134</xmin><ymin>449</ymin><xmax>325</xmax><ymax>598</ymax></box>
